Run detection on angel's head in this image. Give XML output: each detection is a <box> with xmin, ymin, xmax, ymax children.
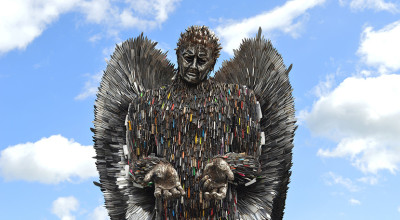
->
<box><xmin>176</xmin><ymin>26</ymin><xmax>221</xmax><ymax>84</ymax></box>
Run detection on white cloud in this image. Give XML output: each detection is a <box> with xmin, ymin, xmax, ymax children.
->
<box><xmin>303</xmin><ymin>74</ymin><xmax>400</xmax><ymax>174</ymax></box>
<box><xmin>52</xmin><ymin>196</ymin><xmax>109</xmax><ymax>220</ymax></box>
<box><xmin>89</xmin><ymin>206</ymin><xmax>110</xmax><ymax>220</ymax></box>
<box><xmin>52</xmin><ymin>196</ymin><xmax>79</xmax><ymax>220</ymax></box>
<box><xmin>0</xmin><ymin>135</ymin><xmax>97</xmax><ymax>184</ymax></box>
<box><xmin>398</xmin><ymin>206</ymin><xmax>400</xmax><ymax>213</ymax></box>
<box><xmin>349</xmin><ymin>198</ymin><xmax>361</xmax><ymax>205</ymax></box>
<box><xmin>0</xmin><ymin>0</ymin><xmax>81</xmax><ymax>54</ymax></box>
<box><xmin>339</xmin><ymin>0</ymin><xmax>398</xmax><ymax>12</ymax></box>
<box><xmin>358</xmin><ymin>20</ymin><xmax>400</xmax><ymax>73</ymax></box>
<box><xmin>0</xmin><ymin>0</ymin><xmax>181</xmax><ymax>54</ymax></box>
<box><xmin>324</xmin><ymin>172</ymin><xmax>360</xmax><ymax>192</ymax></box>
<box><xmin>75</xmin><ymin>72</ymin><xmax>103</xmax><ymax>100</ymax></box>
<box><xmin>215</xmin><ymin>0</ymin><xmax>326</xmax><ymax>54</ymax></box>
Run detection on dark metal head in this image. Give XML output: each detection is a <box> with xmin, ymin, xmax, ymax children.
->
<box><xmin>176</xmin><ymin>26</ymin><xmax>221</xmax><ymax>84</ymax></box>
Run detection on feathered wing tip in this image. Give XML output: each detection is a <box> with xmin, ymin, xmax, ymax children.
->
<box><xmin>92</xmin><ymin>34</ymin><xmax>175</xmax><ymax>219</ymax></box>
<box><xmin>214</xmin><ymin>28</ymin><xmax>297</xmax><ymax>220</ymax></box>
<box><xmin>108</xmin><ymin>33</ymin><xmax>176</xmax><ymax>93</ymax></box>
<box><xmin>257</xmin><ymin>27</ymin><xmax>262</xmax><ymax>41</ymax></box>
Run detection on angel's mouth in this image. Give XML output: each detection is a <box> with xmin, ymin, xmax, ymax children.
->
<box><xmin>186</xmin><ymin>72</ymin><xmax>198</xmax><ymax>77</ymax></box>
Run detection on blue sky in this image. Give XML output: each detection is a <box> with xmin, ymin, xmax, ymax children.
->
<box><xmin>1</xmin><ymin>0</ymin><xmax>400</xmax><ymax>219</ymax></box>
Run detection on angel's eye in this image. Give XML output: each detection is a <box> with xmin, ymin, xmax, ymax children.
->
<box><xmin>198</xmin><ymin>58</ymin><xmax>206</xmax><ymax>65</ymax></box>
<box><xmin>184</xmin><ymin>56</ymin><xmax>194</xmax><ymax>63</ymax></box>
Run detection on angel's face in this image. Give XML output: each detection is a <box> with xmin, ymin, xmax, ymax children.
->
<box><xmin>178</xmin><ymin>44</ymin><xmax>214</xmax><ymax>84</ymax></box>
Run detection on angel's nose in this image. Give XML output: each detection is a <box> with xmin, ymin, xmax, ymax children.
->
<box><xmin>190</xmin><ymin>57</ymin><xmax>198</xmax><ymax>69</ymax></box>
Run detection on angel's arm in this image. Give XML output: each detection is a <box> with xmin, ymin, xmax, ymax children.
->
<box><xmin>213</xmin><ymin>27</ymin><xmax>296</xmax><ymax>219</ymax></box>
<box><xmin>93</xmin><ymin>33</ymin><xmax>176</xmax><ymax>219</ymax></box>
<box><xmin>124</xmin><ymin>103</ymin><xmax>185</xmax><ymax>200</ymax></box>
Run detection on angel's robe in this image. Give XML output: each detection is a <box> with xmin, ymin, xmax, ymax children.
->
<box><xmin>126</xmin><ymin>78</ymin><xmax>264</xmax><ymax>219</ymax></box>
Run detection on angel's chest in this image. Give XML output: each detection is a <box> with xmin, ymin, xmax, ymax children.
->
<box><xmin>127</xmin><ymin>84</ymin><xmax>261</xmax><ymax>160</ymax></box>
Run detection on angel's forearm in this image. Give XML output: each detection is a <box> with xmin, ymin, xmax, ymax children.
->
<box><xmin>129</xmin><ymin>155</ymin><xmax>168</xmax><ymax>187</ymax></box>
<box><xmin>223</xmin><ymin>152</ymin><xmax>261</xmax><ymax>186</ymax></box>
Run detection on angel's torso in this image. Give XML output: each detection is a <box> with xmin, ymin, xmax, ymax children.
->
<box><xmin>126</xmin><ymin>79</ymin><xmax>262</xmax><ymax>219</ymax></box>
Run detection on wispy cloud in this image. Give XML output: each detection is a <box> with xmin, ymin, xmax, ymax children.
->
<box><xmin>215</xmin><ymin>0</ymin><xmax>326</xmax><ymax>54</ymax></box>
<box><xmin>89</xmin><ymin>34</ymin><xmax>102</xmax><ymax>43</ymax></box>
<box><xmin>324</xmin><ymin>172</ymin><xmax>360</xmax><ymax>192</ymax></box>
<box><xmin>0</xmin><ymin>0</ymin><xmax>181</xmax><ymax>54</ymax></box>
<box><xmin>0</xmin><ymin>135</ymin><xmax>97</xmax><ymax>184</ymax></box>
<box><xmin>349</xmin><ymin>198</ymin><xmax>361</xmax><ymax>205</ymax></box>
<box><xmin>357</xmin><ymin>176</ymin><xmax>379</xmax><ymax>185</ymax></box>
<box><xmin>118</xmin><ymin>0</ymin><xmax>181</xmax><ymax>29</ymax></box>
<box><xmin>312</xmin><ymin>73</ymin><xmax>336</xmax><ymax>98</ymax></box>
<box><xmin>339</xmin><ymin>0</ymin><xmax>398</xmax><ymax>12</ymax></box>
<box><xmin>75</xmin><ymin>72</ymin><xmax>103</xmax><ymax>100</ymax></box>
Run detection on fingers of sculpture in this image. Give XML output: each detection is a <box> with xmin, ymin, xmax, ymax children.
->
<box><xmin>177</xmin><ymin>185</ymin><xmax>185</xmax><ymax>195</ymax></box>
<box><xmin>201</xmin><ymin>158</ymin><xmax>233</xmax><ymax>200</ymax></box>
<box><xmin>143</xmin><ymin>168</ymin><xmax>155</xmax><ymax>183</ymax></box>
<box><xmin>144</xmin><ymin>162</ymin><xmax>185</xmax><ymax>200</ymax></box>
<box><xmin>155</xmin><ymin>183</ymin><xmax>185</xmax><ymax>199</ymax></box>
<box><xmin>203</xmin><ymin>158</ymin><xmax>234</xmax><ymax>183</ymax></box>
<box><xmin>219</xmin><ymin>159</ymin><xmax>234</xmax><ymax>181</ymax></box>
<box><xmin>154</xmin><ymin>187</ymin><xmax>162</xmax><ymax>198</ymax></box>
<box><xmin>204</xmin><ymin>185</ymin><xmax>228</xmax><ymax>200</ymax></box>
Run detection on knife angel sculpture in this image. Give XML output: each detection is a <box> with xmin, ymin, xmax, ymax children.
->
<box><xmin>93</xmin><ymin>26</ymin><xmax>296</xmax><ymax>220</ymax></box>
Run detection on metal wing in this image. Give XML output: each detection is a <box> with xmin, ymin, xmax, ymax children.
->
<box><xmin>213</xmin><ymin>28</ymin><xmax>296</xmax><ymax>220</ymax></box>
<box><xmin>92</xmin><ymin>34</ymin><xmax>175</xmax><ymax>219</ymax></box>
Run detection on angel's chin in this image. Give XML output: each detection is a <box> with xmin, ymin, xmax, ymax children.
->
<box><xmin>183</xmin><ymin>74</ymin><xmax>200</xmax><ymax>83</ymax></box>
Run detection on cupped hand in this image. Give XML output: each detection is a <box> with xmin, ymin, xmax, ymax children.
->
<box><xmin>200</xmin><ymin>157</ymin><xmax>234</xmax><ymax>200</ymax></box>
<box><xmin>144</xmin><ymin>162</ymin><xmax>185</xmax><ymax>200</ymax></box>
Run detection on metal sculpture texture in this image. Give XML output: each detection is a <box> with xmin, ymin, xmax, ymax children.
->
<box><xmin>93</xmin><ymin>26</ymin><xmax>296</xmax><ymax>220</ymax></box>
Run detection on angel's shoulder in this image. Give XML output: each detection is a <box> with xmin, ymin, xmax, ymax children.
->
<box><xmin>127</xmin><ymin>85</ymin><xmax>170</xmax><ymax>113</ymax></box>
<box><xmin>210</xmin><ymin>80</ymin><xmax>257</xmax><ymax>101</ymax></box>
